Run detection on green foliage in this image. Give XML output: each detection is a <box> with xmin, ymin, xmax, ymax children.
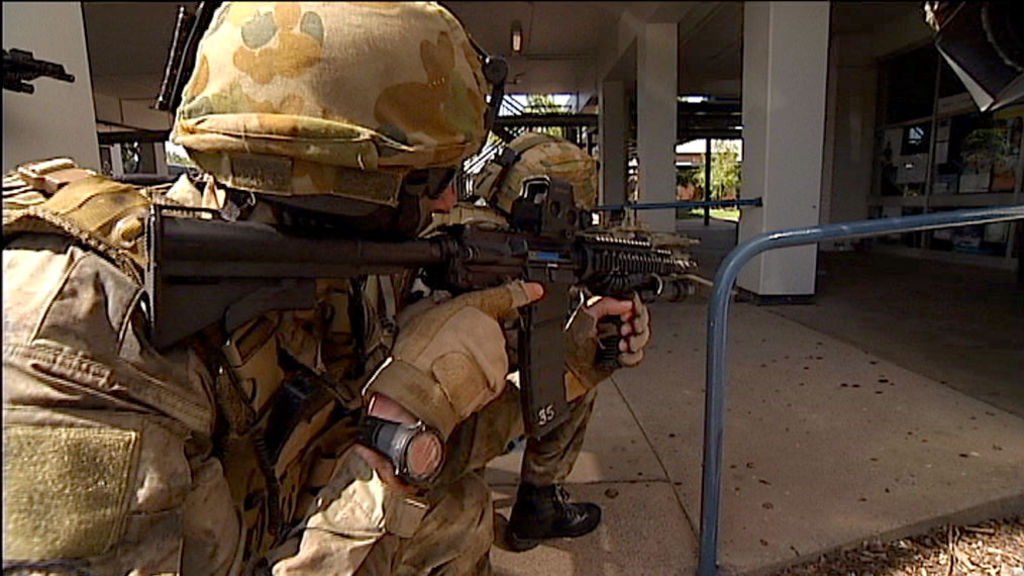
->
<box><xmin>525</xmin><ymin>94</ymin><xmax>567</xmax><ymax>139</ymax></box>
<box><xmin>677</xmin><ymin>167</ymin><xmax>701</xmax><ymax>188</ymax></box>
<box><xmin>165</xmin><ymin>149</ymin><xmax>197</xmax><ymax>168</ymax></box>
<box><xmin>961</xmin><ymin>127</ymin><xmax>1011</xmax><ymax>170</ymax></box>
<box><xmin>686</xmin><ymin>207</ymin><xmax>740</xmax><ymax>222</ymax></box>
<box><xmin>526</xmin><ymin>94</ymin><xmax>566</xmax><ymax>114</ymax></box>
<box><xmin>684</xmin><ymin>140</ymin><xmax>742</xmax><ymax>200</ymax></box>
<box><xmin>164</xmin><ymin>141</ymin><xmax>198</xmax><ymax>168</ymax></box>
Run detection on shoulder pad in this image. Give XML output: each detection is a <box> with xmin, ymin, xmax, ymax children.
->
<box><xmin>4</xmin><ymin>161</ymin><xmax>153</xmax><ymax>283</ymax></box>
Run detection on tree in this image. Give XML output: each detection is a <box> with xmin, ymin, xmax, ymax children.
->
<box><xmin>688</xmin><ymin>139</ymin><xmax>742</xmax><ymax>200</ymax></box>
<box><xmin>525</xmin><ymin>94</ymin><xmax>567</xmax><ymax>139</ymax></box>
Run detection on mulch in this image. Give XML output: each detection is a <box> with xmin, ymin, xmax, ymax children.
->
<box><xmin>771</xmin><ymin>514</ymin><xmax>1024</xmax><ymax>576</ymax></box>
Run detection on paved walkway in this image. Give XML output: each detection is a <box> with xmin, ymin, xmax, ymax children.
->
<box><xmin>487</xmin><ymin>294</ymin><xmax>1024</xmax><ymax>575</ymax></box>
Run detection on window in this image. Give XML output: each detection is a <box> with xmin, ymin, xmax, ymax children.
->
<box><xmin>873</xmin><ymin>43</ymin><xmax>1022</xmax><ymax>260</ymax></box>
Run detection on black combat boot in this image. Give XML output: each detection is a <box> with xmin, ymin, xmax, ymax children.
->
<box><xmin>505</xmin><ymin>483</ymin><xmax>602</xmax><ymax>552</ymax></box>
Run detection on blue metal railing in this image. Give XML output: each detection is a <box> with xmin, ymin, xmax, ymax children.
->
<box><xmin>594</xmin><ymin>198</ymin><xmax>763</xmax><ymax>212</ymax></box>
<box><xmin>697</xmin><ymin>204</ymin><xmax>1024</xmax><ymax>576</ymax></box>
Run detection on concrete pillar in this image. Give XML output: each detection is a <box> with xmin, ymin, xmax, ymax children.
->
<box><xmin>738</xmin><ymin>2</ymin><xmax>830</xmax><ymax>297</ymax></box>
<box><xmin>636</xmin><ymin>22</ymin><xmax>678</xmax><ymax>233</ymax></box>
<box><xmin>599</xmin><ymin>80</ymin><xmax>627</xmax><ymax>207</ymax></box>
<box><xmin>154</xmin><ymin>142</ymin><xmax>169</xmax><ymax>177</ymax></box>
<box><xmin>110</xmin><ymin>143</ymin><xmax>125</xmax><ymax>178</ymax></box>
<box><xmin>2</xmin><ymin>2</ymin><xmax>100</xmax><ymax>172</ymax></box>
<box><xmin>823</xmin><ymin>33</ymin><xmax>877</xmax><ymax>234</ymax></box>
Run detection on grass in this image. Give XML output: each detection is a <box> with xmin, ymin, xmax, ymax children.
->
<box><xmin>682</xmin><ymin>208</ymin><xmax>741</xmax><ymax>222</ymax></box>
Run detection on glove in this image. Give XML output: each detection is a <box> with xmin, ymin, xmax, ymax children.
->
<box><xmin>363</xmin><ymin>281</ymin><xmax>543</xmax><ymax>440</ymax></box>
<box><xmin>565</xmin><ymin>292</ymin><xmax>651</xmax><ymax>391</ymax></box>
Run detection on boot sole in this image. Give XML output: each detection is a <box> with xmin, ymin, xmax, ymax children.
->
<box><xmin>505</xmin><ymin>529</ymin><xmax>541</xmax><ymax>552</ymax></box>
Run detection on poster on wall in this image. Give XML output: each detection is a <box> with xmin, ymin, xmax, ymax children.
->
<box><xmin>953</xmin><ymin>113</ymin><xmax>1021</xmax><ymax>193</ymax></box>
<box><xmin>989</xmin><ymin>115</ymin><xmax>1021</xmax><ymax>192</ymax></box>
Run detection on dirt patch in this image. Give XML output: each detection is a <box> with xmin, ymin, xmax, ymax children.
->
<box><xmin>772</xmin><ymin>515</ymin><xmax>1024</xmax><ymax>576</ymax></box>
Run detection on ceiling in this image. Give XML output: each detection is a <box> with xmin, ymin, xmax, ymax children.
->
<box><xmin>80</xmin><ymin>1</ymin><xmax>748</xmax><ymax>131</ymax></box>
<box><xmin>79</xmin><ymin>2</ymin><xmax>922</xmax><ymax>134</ymax></box>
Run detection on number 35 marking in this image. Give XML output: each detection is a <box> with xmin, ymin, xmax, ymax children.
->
<box><xmin>537</xmin><ymin>404</ymin><xmax>556</xmax><ymax>426</ymax></box>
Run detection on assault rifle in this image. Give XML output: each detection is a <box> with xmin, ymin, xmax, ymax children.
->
<box><xmin>3</xmin><ymin>48</ymin><xmax>75</xmax><ymax>94</ymax></box>
<box><xmin>145</xmin><ymin>177</ymin><xmax>692</xmax><ymax>437</ymax></box>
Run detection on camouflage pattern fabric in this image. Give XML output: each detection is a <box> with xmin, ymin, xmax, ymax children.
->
<box><xmin>172</xmin><ymin>2</ymin><xmax>491</xmax><ymax>203</ymax></box>
<box><xmin>520</xmin><ymin>389</ymin><xmax>598</xmax><ymax>486</ymax></box>
<box><xmin>3</xmin><ymin>186</ymin><xmax>238</xmax><ymax>573</ymax></box>
<box><xmin>472</xmin><ymin>132</ymin><xmax>598</xmax><ymax>213</ymax></box>
<box><xmin>2</xmin><ymin>166</ymin><xmax>501</xmax><ymax>575</ymax></box>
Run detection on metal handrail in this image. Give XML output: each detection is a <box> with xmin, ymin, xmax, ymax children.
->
<box><xmin>697</xmin><ymin>204</ymin><xmax>1024</xmax><ymax>576</ymax></box>
<box><xmin>593</xmin><ymin>198</ymin><xmax>763</xmax><ymax>212</ymax></box>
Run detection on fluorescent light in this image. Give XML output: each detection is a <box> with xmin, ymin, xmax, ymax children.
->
<box><xmin>511</xmin><ymin>21</ymin><xmax>523</xmax><ymax>53</ymax></box>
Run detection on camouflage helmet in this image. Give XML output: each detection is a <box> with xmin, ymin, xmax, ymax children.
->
<box><xmin>171</xmin><ymin>2</ymin><xmax>492</xmax><ymax>208</ymax></box>
<box><xmin>472</xmin><ymin>132</ymin><xmax>597</xmax><ymax>213</ymax></box>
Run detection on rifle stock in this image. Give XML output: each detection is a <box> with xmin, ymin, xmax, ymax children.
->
<box><xmin>145</xmin><ymin>178</ymin><xmax>692</xmax><ymax>437</ymax></box>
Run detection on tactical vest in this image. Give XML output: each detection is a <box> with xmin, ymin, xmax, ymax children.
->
<box><xmin>3</xmin><ymin>159</ymin><xmax>400</xmax><ymax>570</ymax></box>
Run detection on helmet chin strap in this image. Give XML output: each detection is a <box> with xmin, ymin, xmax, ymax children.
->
<box><xmin>466</xmin><ymin>29</ymin><xmax>508</xmax><ymax>134</ymax></box>
<box><xmin>482</xmin><ymin>56</ymin><xmax>509</xmax><ymax>133</ymax></box>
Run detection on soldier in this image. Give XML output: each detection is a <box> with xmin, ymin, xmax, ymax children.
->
<box><xmin>2</xmin><ymin>3</ymin><xmax>649</xmax><ymax>575</ymax></box>
<box><xmin>468</xmin><ymin>131</ymin><xmax>647</xmax><ymax>551</ymax></box>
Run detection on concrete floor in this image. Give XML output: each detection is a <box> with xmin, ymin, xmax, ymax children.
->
<box><xmin>486</xmin><ymin>227</ymin><xmax>1024</xmax><ymax>576</ymax></box>
<box><xmin>769</xmin><ymin>250</ymin><xmax>1024</xmax><ymax>419</ymax></box>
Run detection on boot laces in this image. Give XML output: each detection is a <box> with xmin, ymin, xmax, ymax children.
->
<box><xmin>553</xmin><ymin>485</ymin><xmax>586</xmax><ymax>521</ymax></box>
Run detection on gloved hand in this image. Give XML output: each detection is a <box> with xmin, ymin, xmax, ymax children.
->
<box><xmin>565</xmin><ymin>292</ymin><xmax>651</xmax><ymax>391</ymax></box>
<box><xmin>363</xmin><ymin>280</ymin><xmax>544</xmax><ymax>441</ymax></box>
<box><xmin>358</xmin><ymin>280</ymin><xmax>543</xmax><ymax>491</ymax></box>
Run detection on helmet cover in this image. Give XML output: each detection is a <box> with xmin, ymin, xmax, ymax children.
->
<box><xmin>472</xmin><ymin>132</ymin><xmax>597</xmax><ymax>213</ymax></box>
<box><xmin>171</xmin><ymin>2</ymin><xmax>491</xmax><ymax>206</ymax></box>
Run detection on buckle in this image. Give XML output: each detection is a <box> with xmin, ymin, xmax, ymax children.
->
<box><xmin>16</xmin><ymin>157</ymin><xmax>93</xmax><ymax>194</ymax></box>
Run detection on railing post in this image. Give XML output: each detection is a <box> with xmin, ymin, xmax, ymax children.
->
<box><xmin>696</xmin><ymin>205</ymin><xmax>1024</xmax><ymax>576</ymax></box>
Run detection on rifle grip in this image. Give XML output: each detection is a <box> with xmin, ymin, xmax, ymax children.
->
<box><xmin>595</xmin><ymin>317</ymin><xmax>622</xmax><ymax>371</ymax></box>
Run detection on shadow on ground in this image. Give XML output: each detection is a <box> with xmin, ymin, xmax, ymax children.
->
<box><xmin>766</xmin><ymin>250</ymin><xmax>1024</xmax><ymax>418</ymax></box>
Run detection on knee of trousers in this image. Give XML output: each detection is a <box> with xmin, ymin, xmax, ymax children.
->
<box><xmin>421</xmin><ymin>473</ymin><xmax>493</xmax><ymax>558</ymax></box>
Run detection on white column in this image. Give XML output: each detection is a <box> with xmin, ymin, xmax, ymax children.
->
<box><xmin>599</xmin><ymin>80</ymin><xmax>627</xmax><ymax>207</ymax></box>
<box><xmin>2</xmin><ymin>2</ymin><xmax>100</xmax><ymax>172</ymax></box>
<box><xmin>636</xmin><ymin>22</ymin><xmax>678</xmax><ymax>233</ymax></box>
<box><xmin>825</xmin><ymin>33</ymin><xmax>876</xmax><ymax>229</ymax></box>
<box><xmin>110</xmin><ymin>143</ymin><xmax>125</xmax><ymax>178</ymax></box>
<box><xmin>738</xmin><ymin>2</ymin><xmax>830</xmax><ymax>296</ymax></box>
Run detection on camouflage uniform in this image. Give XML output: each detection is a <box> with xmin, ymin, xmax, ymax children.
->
<box><xmin>2</xmin><ymin>5</ymin><xmax>639</xmax><ymax>576</ymax></box>
<box><xmin>470</xmin><ymin>132</ymin><xmax>606</xmax><ymax>487</ymax></box>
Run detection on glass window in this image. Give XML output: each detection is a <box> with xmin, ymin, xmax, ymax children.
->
<box><xmin>934</xmin><ymin>111</ymin><xmax>1022</xmax><ymax>194</ymax></box>
<box><xmin>880</xmin><ymin>46</ymin><xmax>938</xmax><ymax>125</ymax></box>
